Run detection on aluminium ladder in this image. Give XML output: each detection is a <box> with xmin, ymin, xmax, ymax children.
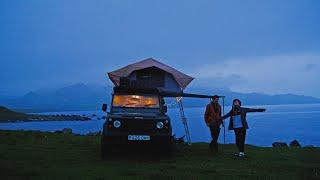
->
<box><xmin>176</xmin><ymin>97</ymin><xmax>192</xmax><ymax>145</ymax></box>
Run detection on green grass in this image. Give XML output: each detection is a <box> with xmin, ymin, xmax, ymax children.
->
<box><xmin>0</xmin><ymin>130</ymin><xmax>319</xmax><ymax>180</ymax></box>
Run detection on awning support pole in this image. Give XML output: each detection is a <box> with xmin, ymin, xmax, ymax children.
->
<box><xmin>222</xmin><ymin>96</ymin><xmax>226</xmax><ymax>145</ymax></box>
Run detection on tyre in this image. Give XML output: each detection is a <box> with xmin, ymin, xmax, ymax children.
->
<box><xmin>167</xmin><ymin>138</ymin><xmax>175</xmax><ymax>156</ymax></box>
<box><xmin>161</xmin><ymin>138</ymin><xmax>175</xmax><ymax>157</ymax></box>
<box><xmin>101</xmin><ymin>135</ymin><xmax>112</xmax><ymax>160</ymax></box>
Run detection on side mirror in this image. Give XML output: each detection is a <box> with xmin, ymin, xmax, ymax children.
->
<box><xmin>102</xmin><ymin>104</ymin><xmax>108</xmax><ymax>112</ymax></box>
<box><xmin>163</xmin><ymin>105</ymin><xmax>168</xmax><ymax>113</ymax></box>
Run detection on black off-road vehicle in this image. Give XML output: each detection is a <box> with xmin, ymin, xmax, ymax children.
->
<box><xmin>101</xmin><ymin>87</ymin><xmax>174</xmax><ymax>159</ymax></box>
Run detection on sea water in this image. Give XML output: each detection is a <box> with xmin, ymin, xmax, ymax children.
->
<box><xmin>0</xmin><ymin>104</ymin><xmax>319</xmax><ymax>147</ymax></box>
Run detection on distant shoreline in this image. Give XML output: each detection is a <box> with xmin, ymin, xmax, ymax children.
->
<box><xmin>0</xmin><ymin>106</ymin><xmax>91</xmax><ymax>123</ymax></box>
<box><xmin>9</xmin><ymin>103</ymin><xmax>320</xmax><ymax>113</ymax></box>
<box><xmin>0</xmin><ymin>116</ymin><xmax>91</xmax><ymax>123</ymax></box>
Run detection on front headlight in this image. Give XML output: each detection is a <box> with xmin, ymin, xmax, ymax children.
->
<box><xmin>113</xmin><ymin>120</ymin><xmax>121</xmax><ymax>128</ymax></box>
<box><xmin>156</xmin><ymin>122</ymin><xmax>164</xmax><ymax>129</ymax></box>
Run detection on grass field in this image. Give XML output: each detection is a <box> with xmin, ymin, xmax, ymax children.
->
<box><xmin>0</xmin><ymin>130</ymin><xmax>319</xmax><ymax>180</ymax></box>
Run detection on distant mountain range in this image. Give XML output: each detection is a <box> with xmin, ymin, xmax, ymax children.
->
<box><xmin>0</xmin><ymin>83</ymin><xmax>319</xmax><ymax>112</ymax></box>
<box><xmin>181</xmin><ymin>86</ymin><xmax>320</xmax><ymax>108</ymax></box>
<box><xmin>0</xmin><ymin>84</ymin><xmax>112</xmax><ymax>112</ymax></box>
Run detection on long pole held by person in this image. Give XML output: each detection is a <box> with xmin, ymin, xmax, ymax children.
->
<box><xmin>222</xmin><ymin>96</ymin><xmax>226</xmax><ymax>145</ymax></box>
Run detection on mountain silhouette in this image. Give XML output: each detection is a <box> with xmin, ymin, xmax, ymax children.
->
<box><xmin>0</xmin><ymin>83</ymin><xmax>319</xmax><ymax>112</ymax></box>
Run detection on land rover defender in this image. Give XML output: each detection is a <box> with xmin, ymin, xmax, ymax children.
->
<box><xmin>101</xmin><ymin>87</ymin><xmax>174</xmax><ymax>158</ymax></box>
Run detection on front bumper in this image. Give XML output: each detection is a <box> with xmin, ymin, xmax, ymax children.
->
<box><xmin>102</xmin><ymin>132</ymin><xmax>172</xmax><ymax>146</ymax></box>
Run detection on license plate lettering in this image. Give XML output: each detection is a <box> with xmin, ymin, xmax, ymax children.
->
<box><xmin>128</xmin><ymin>135</ymin><xmax>150</xmax><ymax>141</ymax></box>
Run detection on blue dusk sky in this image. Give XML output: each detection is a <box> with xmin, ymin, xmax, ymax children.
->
<box><xmin>1</xmin><ymin>0</ymin><xmax>320</xmax><ymax>97</ymax></box>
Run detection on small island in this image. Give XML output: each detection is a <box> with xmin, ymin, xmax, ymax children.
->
<box><xmin>0</xmin><ymin>106</ymin><xmax>90</xmax><ymax>122</ymax></box>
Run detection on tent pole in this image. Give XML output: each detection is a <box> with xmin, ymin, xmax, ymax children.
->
<box><xmin>222</xmin><ymin>96</ymin><xmax>226</xmax><ymax>145</ymax></box>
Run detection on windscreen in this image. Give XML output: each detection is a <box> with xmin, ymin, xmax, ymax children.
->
<box><xmin>112</xmin><ymin>94</ymin><xmax>160</xmax><ymax>108</ymax></box>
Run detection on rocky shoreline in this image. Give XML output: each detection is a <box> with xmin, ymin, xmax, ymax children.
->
<box><xmin>29</xmin><ymin>114</ymin><xmax>90</xmax><ymax>121</ymax></box>
<box><xmin>0</xmin><ymin>106</ymin><xmax>94</xmax><ymax>122</ymax></box>
<box><xmin>1</xmin><ymin>114</ymin><xmax>91</xmax><ymax>123</ymax></box>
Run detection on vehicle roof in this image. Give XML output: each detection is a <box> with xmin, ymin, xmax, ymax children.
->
<box><xmin>113</xmin><ymin>87</ymin><xmax>225</xmax><ymax>98</ymax></box>
<box><xmin>113</xmin><ymin>87</ymin><xmax>162</xmax><ymax>95</ymax></box>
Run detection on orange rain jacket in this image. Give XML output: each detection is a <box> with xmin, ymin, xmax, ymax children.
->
<box><xmin>204</xmin><ymin>103</ymin><xmax>222</xmax><ymax>126</ymax></box>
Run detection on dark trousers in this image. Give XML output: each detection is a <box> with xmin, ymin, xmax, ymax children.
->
<box><xmin>234</xmin><ymin>128</ymin><xmax>246</xmax><ymax>152</ymax></box>
<box><xmin>209</xmin><ymin>125</ymin><xmax>220</xmax><ymax>152</ymax></box>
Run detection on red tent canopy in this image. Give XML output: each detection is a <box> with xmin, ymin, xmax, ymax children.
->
<box><xmin>108</xmin><ymin>58</ymin><xmax>194</xmax><ymax>90</ymax></box>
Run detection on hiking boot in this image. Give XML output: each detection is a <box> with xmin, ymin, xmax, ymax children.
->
<box><xmin>234</xmin><ymin>152</ymin><xmax>245</xmax><ymax>157</ymax></box>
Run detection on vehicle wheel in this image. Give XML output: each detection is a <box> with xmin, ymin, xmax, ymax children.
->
<box><xmin>162</xmin><ymin>138</ymin><xmax>175</xmax><ymax>157</ymax></box>
<box><xmin>101</xmin><ymin>135</ymin><xmax>112</xmax><ymax>160</ymax></box>
<box><xmin>167</xmin><ymin>139</ymin><xmax>175</xmax><ymax>156</ymax></box>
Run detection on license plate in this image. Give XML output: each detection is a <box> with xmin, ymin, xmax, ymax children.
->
<box><xmin>128</xmin><ymin>135</ymin><xmax>150</xmax><ymax>141</ymax></box>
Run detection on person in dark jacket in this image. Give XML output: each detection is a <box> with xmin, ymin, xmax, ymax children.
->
<box><xmin>204</xmin><ymin>95</ymin><xmax>222</xmax><ymax>152</ymax></box>
<box><xmin>221</xmin><ymin>99</ymin><xmax>266</xmax><ymax>157</ymax></box>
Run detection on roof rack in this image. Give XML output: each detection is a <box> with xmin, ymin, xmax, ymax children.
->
<box><xmin>113</xmin><ymin>87</ymin><xmax>225</xmax><ymax>99</ymax></box>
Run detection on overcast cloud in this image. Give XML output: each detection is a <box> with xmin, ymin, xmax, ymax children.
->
<box><xmin>191</xmin><ymin>53</ymin><xmax>320</xmax><ymax>97</ymax></box>
<box><xmin>0</xmin><ymin>0</ymin><xmax>320</xmax><ymax>97</ymax></box>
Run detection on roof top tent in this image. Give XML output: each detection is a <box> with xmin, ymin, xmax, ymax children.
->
<box><xmin>108</xmin><ymin>58</ymin><xmax>194</xmax><ymax>93</ymax></box>
<box><xmin>108</xmin><ymin>58</ymin><xmax>225</xmax><ymax>145</ymax></box>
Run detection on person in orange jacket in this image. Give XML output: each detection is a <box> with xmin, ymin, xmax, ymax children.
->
<box><xmin>204</xmin><ymin>95</ymin><xmax>223</xmax><ymax>152</ymax></box>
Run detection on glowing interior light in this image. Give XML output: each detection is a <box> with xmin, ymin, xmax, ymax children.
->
<box><xmin>112</xmin><ymin>95</ymin><xmax>159</xmax><ymax>108</ymax></box>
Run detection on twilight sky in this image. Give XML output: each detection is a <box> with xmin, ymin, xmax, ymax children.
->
<box><xmin>1</xmin><ymin>0</ymin><xmax>320</xmax><ymax>97</ymax></box>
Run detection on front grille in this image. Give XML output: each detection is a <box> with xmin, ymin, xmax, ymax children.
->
<box><xmin>118</xmin><ymin>118</ymin><xmax>156</xmax><ymax>133</ymax></box>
